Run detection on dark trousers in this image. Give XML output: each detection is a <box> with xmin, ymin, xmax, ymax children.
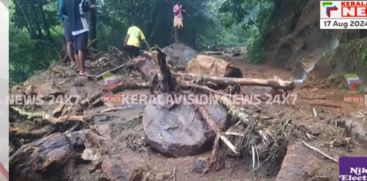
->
<box><xmin>125</xmin><ymin>46</ymin><xmax>140</xmax><ymax>59</ymax></box>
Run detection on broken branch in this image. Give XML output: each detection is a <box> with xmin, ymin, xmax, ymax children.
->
<box><xmin>300</xmin><ymin>140</ymin><xmax>338</xmax><ymax>163</ymax></box>
<box><xmin>11</xmin><ymin>106</ymin><xmax>92</xmax><ymax>124</ymax></box>
<box><xmin>193</xmin><ymin>103</ymin><xmax>239</xmax><ymax>155</ymax></box>
<box><xmin>95</xmin><ymin>62</ymin><xmax>131</xmax><ymax>80</ymax></box>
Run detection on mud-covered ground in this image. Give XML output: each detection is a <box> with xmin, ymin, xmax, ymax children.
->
<box><xmin>9</xmin><ymin>50</ymin><xmax>367</xmax><ymax>181</ymax></box>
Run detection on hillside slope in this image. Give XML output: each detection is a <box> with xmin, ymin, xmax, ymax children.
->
<box><xmin>265</xmin><ymin>0</ymin><xmax>367</xmax><ymax>80</ymax></box>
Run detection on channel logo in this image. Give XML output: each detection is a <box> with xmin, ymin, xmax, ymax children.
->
<box><xmin>323</xmin><ymin>1</ymin><xmax>339</xmax><ymax>17</ymax></box>
<box><xmin>339</xmin><ymin>157</ymin><xmax>367</xmax><ymax>181</ymax></box>
<box><xmin>321</xmin><ymin>1</ymin><xmax>367</xmax><ymax>29</ymax></box>
<box><xmin>344</xmin><ymin>73</ymin><xmax>366</xmax><ymax>92</ymax></box>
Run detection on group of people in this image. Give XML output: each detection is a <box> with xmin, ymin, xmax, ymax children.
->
<box><xmin>59</xmin><ymin>0</ymin><xmax>95</xmax><ymax>76</ymax></box>
<box><xmin>58</xmin><ymin>1</ymin><xmax>186</xmax><ymax>76</ymax></box>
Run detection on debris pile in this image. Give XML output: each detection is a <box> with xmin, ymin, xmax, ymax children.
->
<box><xmin>9</xmin><ymin>44</ymin><xmax>366</xmax><ymax>181</ymax></box>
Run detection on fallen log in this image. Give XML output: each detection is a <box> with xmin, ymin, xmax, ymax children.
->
<box><xmin>11</xmin><ymin>106</ymin><xmax>92</xmax><ymax>124</ymax></box>
<box><xmin>95</xmin><ymin>62</ymin><xmax>131</xmax><ymax>80</ymax></box>
<box><xmin>10</xmin><ymin>125</ymin><xmax>55</xmax><ymax>140</ymax></box>
<box><xmin>180</xmin><ymin>82</ymin><xmax>261</xmax><ymax>110</ymax></box>
<box><xmin>175</xmin><ymin>72</ymin><xmax>295</xmax><ymax>90</ymax></box>
<box><xmin>109</xmin><ymin>81</ymin><xmax>150</xmax><ymax>94</ymax></box>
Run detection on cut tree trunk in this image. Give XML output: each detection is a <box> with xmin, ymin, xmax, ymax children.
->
<box><xmin>187</xmin><ymin>55</ymin><xmax>242</xmax><ymax>78</ymax></box>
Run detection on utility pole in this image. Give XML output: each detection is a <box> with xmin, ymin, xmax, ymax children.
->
<box><xmin>90</xmin><ymin>0</ymin><xmax>97</xmax><ymax>49</ymax></box>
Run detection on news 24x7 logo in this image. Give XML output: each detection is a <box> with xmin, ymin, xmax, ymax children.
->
<box><xmin>102</xmin><ymin>72</ymin><xmax>122</xmax><ymax>93</ymax></box>
<box><xmin>320</xmin><ymin>1</ymin><xmax>367</xmax><ymax>29</ymax></box>
<box><xmin>339</xmin><ymin>157</ymin><xmax>367</xmax><ymax>181</ymax></box>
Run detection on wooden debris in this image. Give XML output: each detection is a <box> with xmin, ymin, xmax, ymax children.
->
<box><xmin>133</xmin><ymin>49</ymin><xmax>178</xmax><ymax>93</ymax></box>
<box><xmin>180</xmin><ymin>82</ymin><xmax>261</xmax><ymax>110</ymax></box>
<box><xmin>11</xmin><ymin>106</ymin><xmax>92</xmax><ymax>124</ymax></box>
<box><xmin>175</xmin><ymin>72</ymin><xmax>295</xmax><ymax>90</ymax></box>
<box><xmin>313</xmin><ymin>107</ymin><xmax>318</xmax><ymax>118</ymax></box>
<box><xmin>193</xmin><ymin>103</ymin><xmax>238</xmax><ymax>155</ymax></box>
<box><xmin>52</xmin><ymin>103</ymin><xmax>66</xmax><ymax>118</ymax></box>
<box><xmin>80</xmin><ymin>92</ymin><xmax>103</xmax><ymax>107</ymax></box>
<box><xmin>173</xmin><ymin>167</ymin><xmax>176</xmax><ymax>181</ymax></box>
<box><xmin>10</xmin><ymin>125</ymin><xmax>55</xmax><ymax>139</ymax></box>
<box><xmin>25</xmin><ymin>84</ymin><xmax>35</xmax><ymax>95</ymax></box>
<box><xmin>95</xmin><ymin>62</ymin><xmax>131</xmax><ymax>80</ymax></box>
<box><xmin>192</xmin><ymin>102</ymin><xmax>238</xmax><ymax>174</ymax></box>
<box><xmin>300</xmin><ymin>140</ymin><xmax>338</xmax><ymax>163</ymax></box>
<box><xmin>308</xmin><ymin>102</ymin><xmax>341</xmax><ymax>108</ymax></box>
<box><xmin>109</xmin><ymin>81</ymin><xmax>150</xmax><ymax>94</ymax></box>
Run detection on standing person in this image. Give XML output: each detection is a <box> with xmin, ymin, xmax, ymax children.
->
<box><xmin>61</xmin><ymin>0</ymin><xmax>95</xmax><ymax>76</ymax></box>
<box><xmin>124</xmin><ymin>25</ymin><xmax>150</xmax><ymax>59</ymax></box>
<box><xmin>173</xmin><ymin>1</ymin><xmax>185</xmax><ymax>43</ymax></box>
<box><xmin>58</xmin><ymin>0</ymin><xmax>76</xmax><ymax>68</ymax></box>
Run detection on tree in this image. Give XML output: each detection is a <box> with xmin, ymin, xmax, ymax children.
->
<box><xmin>90</xmin><ymin>0</ymin><xmax>97</xmax><ymax>49</ymax></box>
<box><xmin>12</xmin><ymin>0</ymin><xmax>57</xmax><ymax>43</ymax></box>
<box><xmin>219</xmin><ymin>0</ymin><xmax>274</xmax><ymax>63</ymax></box>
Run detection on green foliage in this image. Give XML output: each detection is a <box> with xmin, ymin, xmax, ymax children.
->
<box><xmin>10</xmin><ymin>0</ymin><xmax>271</xmax><ymax>83</ymax></box>
<box><xmin>10</xmin><ymin>0</ymin><xmax>62</xmax><ymax>83</ymax></box>
<box><xmin>197</xmin><ymin>0</ymin><xmax>246</xmax><ymax>49</ymax></box>
<box><xmin>220</xmin><ymin>0</ymin><xmax>274</xmax><ymax>63</ymax></box>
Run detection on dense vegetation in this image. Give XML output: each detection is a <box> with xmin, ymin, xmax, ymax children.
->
<box><xmin>10</xmin><ymin>0</ymin><xmax>275</xmax><ymax>83</ymax></box>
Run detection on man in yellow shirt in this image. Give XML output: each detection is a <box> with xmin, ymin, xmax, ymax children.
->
<box><xmin>124</xmin><ymin>25</ymin><xmax>150</xmax><ymax>58</ymax></box>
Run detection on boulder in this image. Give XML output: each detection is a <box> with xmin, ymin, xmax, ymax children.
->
<box><xmin>143</xmin><ymin>94</ymin><xmax>229</xmax><ymax>157</ymax></box>
<box><xmin>101</xmin><ymin>156</ymin><xmax>134</xmax><ymax>181</ymax></box>
<box><xmin>187</xmin><ymin>55</ymin><xmax>243</xmax><ymax>78</ymax></box>
<box><xmin>192</xmin><ymin>158</ymin><xmax>208</xmax><ymax>174</ymax></box>
<box><xmin>162</xmin><ymin>43</ymin><xmax>197</xmax><ymax>68</ymax></box>
<box><xmin>10</xmin><ymin>133</ymin><xmax>74</xmax><ymax>181</ymax></box>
